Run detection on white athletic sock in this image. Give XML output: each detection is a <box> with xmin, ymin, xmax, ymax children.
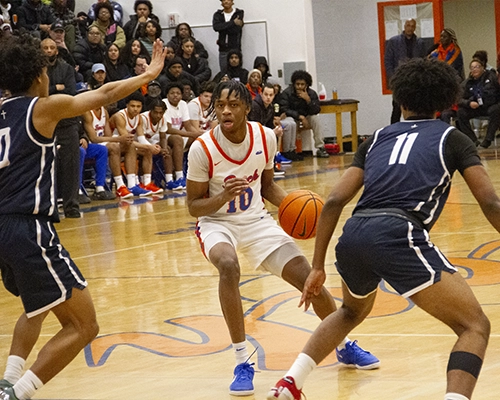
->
<box><xmin>3</xmin><ymin>355</ymin><xmax>25</xmax><ymax>384</ymax></box>
<box><xmin>175</xmin><ymin>171</ymin><xmax>184</xmax><ymax>180</ymax></box>
<box><xmin>78</xmin><ymin>188</ymin><xmax>83</xmax><ymax>195</ymax></box>
<box><xmin>232</xmin><ymin>341</ymin><xmax>249</xmax><ymax>366</ymax></box>
<box><xmin>286</xmin><ymin>352</ymin><xmax>317</xmax><ymax>390</ymax></box>
<box><xmin>166</xmin><ymin>173</ymin><xmax>173</xmax><ymax>182</ymax></box>
<box><xmin>143</xmin><ymin>174</ymin><xmax>151</xmax><ymax>185</ymax></box>
<box><xmin>337</xmin><ymin>337</ymin><xmax>349</xmax><ymax>350</ymax></box>
<box><xmin>12</xmin><ymin>370</ymin><xmax>43</xmax><ymax>400</ymax></box>
<box><xmin>114</xmin><ymin>176</ymin><xmax>124</xmax><ymax>188</ymax></box>
<box><xmin>445</xmin><ymin>393</ymin><xmax>469</xmax><ymax>400</ymax></box>
<box><xmin>95</xmin><ymin>186</ymin><xmax>104</xmax><ymax>193</ymax></box>
<box><xmin>126</xmin><ymin>174</ymin><xmax>136</xmax><ymax>188</ymax></box>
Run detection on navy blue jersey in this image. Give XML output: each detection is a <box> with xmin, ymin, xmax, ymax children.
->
<box><xmin>0</xmin><ymin>96</ymin><xmax>57</xmax><ymax>218</ymax></box>
<box><xmin>354</xmin><ymin>119</ymin><xmax>478</xmax><ymax>229</ymax></box>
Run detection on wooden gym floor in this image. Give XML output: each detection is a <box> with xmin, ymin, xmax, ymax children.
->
<box><xmin>1</xmin><ymin>149</ymin><xmax>500</xmax><ymax>400</ymax></box>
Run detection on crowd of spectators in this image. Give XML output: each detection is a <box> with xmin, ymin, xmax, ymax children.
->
<box><xmin>0</xmin><ymin>0</ymin><xmax>331</xmax><ymax>216</ymax></box>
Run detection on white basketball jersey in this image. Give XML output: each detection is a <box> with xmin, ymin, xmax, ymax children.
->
<box><xmin>141</xmin><ymin>111</ymin><xmax>167</xmax><ymax>145</ymax></box>
<box><xmin>112</xmin><ymin>109</ymin><xmax>140</xmax><ymax>137</ymax></box>
<box><xmin>195</xmin><ymin>122</ymin><xmax>274</xmax><ymax>223</ymax></box>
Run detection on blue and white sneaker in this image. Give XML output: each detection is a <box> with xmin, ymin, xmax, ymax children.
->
<box><xmin>336</xmin><ymin>340</ymin><xmax>380</xmax><ymax>370</ymax></box>
<box><xmin>229</xmin><ymin>362</ymin><xmax>255</xmax><ymax>396</ymax></box>
<box><xmin>176</xmin><ymin>177</ymin><xmax>186</xmax><ymax>189</ymax></box>
<box><xmin>129</xmin><ymin>184</ymin><xmax>152</xmax><ymax>197</ymax></box>
<box><xmin>275</xmin><ymin>152</ymin><xmax>292</xmax><ymax>164</ymax></box>
<box><xmin>166</xmin><ymin>179</ymin><xmax>183</xmax><ymax>191</ymax></box>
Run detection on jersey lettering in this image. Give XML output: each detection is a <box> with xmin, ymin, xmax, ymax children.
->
<box><xmin>0</xmin><ymin>127</ymin><xmax>11</xmax><ymax>169</ymax></box>
<box><xmin>227</xmin><ymin>187</ymin><xmax>254</xmax><ymax>213</ymax></box>
<box><xmin>388</xmin><ymin>132</ymin><xmax>419</xmax><ymax>165</ymax></box>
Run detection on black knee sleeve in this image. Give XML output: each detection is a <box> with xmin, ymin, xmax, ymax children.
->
<box><xmin>447</xmin><ymin>351</ymin><xmax>482</xmax><ymax>379</ymax></box>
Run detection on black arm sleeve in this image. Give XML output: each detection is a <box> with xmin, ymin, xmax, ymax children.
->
<box><xmin>444</xmin><ymin>129</ymin><xmax>482</xmax><ymax>175</ymax></box>
<box><xmin>351</xmin><ymin>135</ymin><xmax>373</xmax><ymax>169</ymax></box>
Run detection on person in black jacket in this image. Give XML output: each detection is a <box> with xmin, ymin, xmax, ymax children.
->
<box><xmin>279</xmin><ymin>70</ymin><xmax>329</xmax><ymax>158</ymax></box>
<box><xmin>253</xmin><ymin>56</ymin><xmax>271</xmax><ymax>85</ymax></box>
<box><xmin>456</xmin><ymin>58</ymin><xmax>500</xmax><ymax>148</ymax></box>
<box><xmin>41</xmin><ymin>37</ymin><xmax>81</xmax><ymax>217</ymax></box>
<box><xmin>167</xmin><ymin>22</ymin><xmax>208</xmax><ymax>59</ymax></box>
<box><xmin>72</xmin><ymin>25</ymin><xmax>106</xmax><ymax>81</ymax></box>
<box><xmin>122</xmin><ymin>0</ymin><xmax>159</xmax><ymax>42</ymax></box>
<box><xmin>158</xmin><ymin>57</ymin><xmax>200</xmax><ymax>98</ymax></box>
<box><xmin>213</xmin><ymin>49</ymin><xmax>248</xmax><ymax>84</ymax></box>
<box><xmin>17</xmin><ymin>0</ymin><xmax>54</xmax><ymax>38</ymax></box>
<box><xmin>212</xmin><ymin>0</ymin><xmax>244</xmax><ymax>71</ymax></box>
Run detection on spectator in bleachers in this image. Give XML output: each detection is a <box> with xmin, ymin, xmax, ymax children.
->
<box><xmin>73</xmin><ymin>25</ymin><xmax>106</xmax><ymax>81</ymax></box>
<box><xmin>120</xmin><ymin>38</ymin><xmax>150</xmax><ymax>74</ymax></box>
<box><xmin>41</xmin><ymin>37</ymin><xmax>81</xmax><ymax>217</ymax></box>
<box><xmin>138</xmin><ymin>18</ymin><xmax>162</xmax><ymax>56</ymax></box>
<box><xmin>163</xmin><ymin>82</ymin><xmax>200</xmax><ymax>189</ymax></box>
<box><xmin>103</xmin><ymin>43</ymin><xmax>130</xmax><ymax>82</ymax></box>
<box><xmin>246</xmin><ymin>69</ymin><xmax>262</xmax><ymax>100</ymax></box>
<box><xmin>253</xmin><ymin>56</ymin><xmax>271</xmax><ymax>85</ymax></box>
<box><xmin>179</xmin><ymin>37</ymin><xmax>211</xmax><ymax>85</ymax></box>
<box><xmin>213</xmin><ymin>49</ymin><xmax>248</xmax><ymax>84</ymax></box>
<box><xmin>87</xmin><ymin>62</ymin><xmax>107</xmax><ymax>90</ymax></box>
<box><xmin>87</xmin><ymin>0</ymin><xmax>122</xmax><ymax>26</ymax></box>
<box><xmin>144</xmin><ymin>79</ymin><xmax>162</xmax><ymax>110</ymax></box>
<box><xmin>164</xmin><ymin>44</ymin><xmax>176</xmax><ymax>63</ymax></box>
<box><xmin>159</xmin><ymin>57</ymin><xmax>199</xmax><ymax>98</ymax></box>
<box><xmin>49</xmin><ymin>20</ymin><xmax>78</xmax><ymax>68</ymax></box>
<box><xmin>456</xmin><ymin>58</ymin><xmax>500</xmax><ymax>148</ymax></box>
<box><xmin>167</xmin><ymin>22</ymin><xmax>208</xmax><ymax>59</ymax></box>
<box><xmin>132</xmin><ymin>54</ymin><xmax>149</xmax><ymax>96</ymax></box>
<box><xmin>212</xmin><ymin>0</ymin><xmax>244</xmax><ymax>70</ymax></box>
<box><xmin>473</xmin><ymin>50</ymin><xmax>497</xmax><ymax>74</ymax></box>
<box><xmin>123</xmin><ymin>0</ymin><xmax>159</xmax><ymax>42</ymax></box>
<box><xmin>17</xmin><ymin>0</ymin><xmax>55</xmax><ymax>38</ymax></box>
<box><xmin>75</xmin><ymin>10</ymin><xmax>89</xmax><ymax>38</ymax></box>
<box><xmin>0</xmin><ymin>16</ymin><xmax>12</xmax><ymax>37</ymax></box>
<box><xmin>428</xmin><ymin>28</ymin><xmax>464</xmax><ymax>81</ymax></box>
<box><xmin>279</xmin><ymin>69</ymin><xmax>329</xmax><ymax>158</ymax></box>
<box><xmin>182</xmin><ymin>79</ymin><xmax>196</xmax><ymax>102</ymax></box>
<box><xmin>89</xmin><ymin>1</ymin><xmax>125</xmax><ymax>49</ymax></box>
<box><xmin>188</xmin><ymin>80</ymin><xmax>218</xmax><ymax>133</ymax></box>
<box><xmin>49</xmin><ymin>0</ymin><xmax>80</xmax><ymax>52</ymax></box>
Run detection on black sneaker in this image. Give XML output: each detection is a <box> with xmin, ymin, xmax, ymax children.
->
<box><xmin>64</xmin><ymin>208</ymin><xmax>81</xmax><ymax>218</ymax></box>
<box><xmin>479</xmin><ymin>140</ymin><xmax>491</xmax><ymax>149</ymax></box>
<box><xmin>92</xmin><ymin>190</ymin><xmax>116</xmax><ymax>200</ymax></box>
<box><xmin>78</xmin><ymin>193</ymin><xmax>91</xmax><ymax>204</ymax></box>
<box><xmin>315</xmin><ymin>147</ymin><xmax>330</xmax><ymax>158</ymax></box>
<box><xmin>282</xmin><ymin>151</ymin><xmax>304</xmax><ymax>161</ymax></box>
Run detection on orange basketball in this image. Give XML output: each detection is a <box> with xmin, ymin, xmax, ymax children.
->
<box><xmin>278</xmin><ymin>190</ymin><xmax>324</xmax><ymax>240</ymax></box>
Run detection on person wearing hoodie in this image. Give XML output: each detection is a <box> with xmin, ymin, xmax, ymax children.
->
<box><xmin>253</xmin><ymin>56</ymin><xmax>271</xmax><ymax>85</ymax></box>
<box><xmin>158</xmin><ymin>57</ymin><xmax>200</xmax><ymax>98</ymax></box>
<box><xmin>122</xmin><ymin>0</ymin><xmax>159</xmax><ymax>42</ymax></box>
<box><xmin>17</xmin><ymin>0</ymin><xmax>54</xmax><ymax>38</ymax></box>
<box><xmin>213</xmin><ymin>49</ymin><xmax>249</xmax><ymax>84</ymax></box>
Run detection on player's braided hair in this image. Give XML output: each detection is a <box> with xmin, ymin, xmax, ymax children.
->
<box><xmin>390</xmin><ymin>58</ymin><xmax>461</xmax><ymax>116</ymax></box>
<box><xmin>0</xmin><ymin>34</ymin><xmax>48</xmax><ymax>95</ymax></box>
<box><xmin>209</xmin><ymin>80</ymin><xmax>252</xmax><ymax>115</ymax></box>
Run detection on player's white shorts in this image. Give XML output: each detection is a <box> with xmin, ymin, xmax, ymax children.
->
<box><xmin>196</xmin><ymin>214</ymin><xmax>302</xmax><ymax>277</ymax></box>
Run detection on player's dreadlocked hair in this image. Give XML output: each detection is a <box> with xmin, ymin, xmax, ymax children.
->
<box><xmin>0</xmin><ymin>34</ymin><xmax>48</xmax><ymax>95</ymax></box>
<box><xmin>209</xmin><ymin>80</ymin><xmax>252</xmax><ymax>115</ymax></box>
<box><xmin>390</xmin><ymin>58</ymin><xmax>461</xmax><ymax>116</ymax></box>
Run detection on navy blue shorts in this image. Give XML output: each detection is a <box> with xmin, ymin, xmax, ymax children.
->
<box><xmin>0</xmin><ymin>215</ymin><xmax>87</xmax><ymax>317</ymax></box>
<box><xmin>335</xmin><ymin>214</ymin><xmax>456</xmax><ymax>298</ymax></box>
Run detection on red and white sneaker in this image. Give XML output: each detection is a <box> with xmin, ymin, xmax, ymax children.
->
<box><xmin>116</xmin><ymin>185</ymin><xmax>133</xmax><ymax>199</ymax></box>
<box><xmin>140</xmin><ymin>182</ymin><xmax>163</xmax><ymax>195</ymax></box>
<box><xmin>267</xmin><ymin>376</ymin><xmax>302</xmax><ymax>400</ymax></box>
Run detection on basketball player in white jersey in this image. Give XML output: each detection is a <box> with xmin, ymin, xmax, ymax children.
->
<box><xmin>82</xmin><ymin>102</ymin><xmax>136</xmax><ymax>199</ymax></box>
<box><xmin>110</xmin><ymin>92</ymin><xmax>162</xmax><ymax>196</ymax></box>
<box><xmin>0</xmin><ymin>35</ymin><xmax>166</xmax><ymax>400</ymax></box>
<box><xmin>186</xmin><ymin>81</ymin><xmax>378</xmax><ymax>397</ymax></box>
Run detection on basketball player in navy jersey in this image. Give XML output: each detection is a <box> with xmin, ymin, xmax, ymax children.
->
<box><xmin>186</xmin><ymin>81</ymin><xmax>378</xmax><ymax>397</ymax></box>
<box><xmin>0</xmin><ymin>35</ymin><xmax>166</xmax><ymax>400</ymax></box>
<box><xmin>268</xmin><ymin>59</ymin><xmax>497</xmax><ymax>400</ymax></box>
